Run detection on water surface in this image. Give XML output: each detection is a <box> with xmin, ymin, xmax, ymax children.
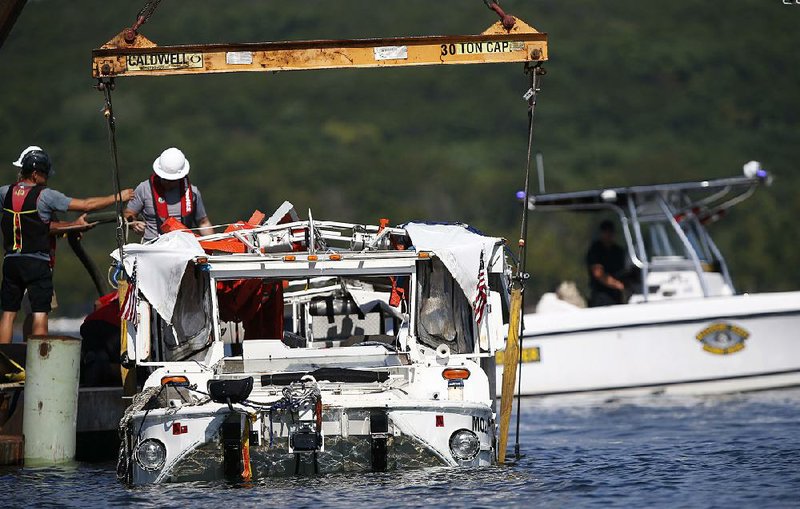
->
<box><xmin>4</xmin><ymin>388</ymin><xmax>799</xmax><ymax>508</ymax></box>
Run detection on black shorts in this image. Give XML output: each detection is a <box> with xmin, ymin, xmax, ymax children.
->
<box><xmin>1</xmin><ymin>256</ymin><xmax>53</xmax><ymax>313</ymax></box>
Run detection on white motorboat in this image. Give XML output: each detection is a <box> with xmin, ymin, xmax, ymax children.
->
<box><xmin>498</xmin><ymin>166</ymin><xmax>800</xmax><ymax>397</ymax></box>
<box><xmin>114</xmin><ymin>213</ymin><xmax>509</xmax><ymax>484</ymax></box>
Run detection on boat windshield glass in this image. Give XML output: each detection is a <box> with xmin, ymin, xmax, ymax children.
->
<box><xmin>681</xmin><ymin>220</ymin><xmax>713</xmax><ymax>263</ymax></box>
<box><xmin>641</xmin><ymin>222</ymin><xmax>687</xmax><ymax>261</ymax></box>
<box><xmin>640</xmin><ymin>221</ymin><xmax>712</xmax><ymax>265</ymax></box>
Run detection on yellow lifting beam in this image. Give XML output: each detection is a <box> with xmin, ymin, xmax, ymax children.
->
<box><xmin>92</xmin><ymin>19</ymin><xmax>547</xmax><ymax>79</ymax></box>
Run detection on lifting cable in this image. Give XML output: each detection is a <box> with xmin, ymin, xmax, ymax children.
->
<box><xmin>514</xmin><ymin>61</ymin><xmax>545</xmax><ymax>460</ymax></box>
<box><xmin>124</xmin><ymin>0</ymin><xmax>162</xmax><ymax>43</ymax></box>
<box><xmin>98</xmin><ymin>79</ymin><xmax>128</xmax><ymax>278</ymax></box>
<box><xmin>482</xmin><ymin>1</ymin><xmax>516</xmax><ymax>30</ymax></box>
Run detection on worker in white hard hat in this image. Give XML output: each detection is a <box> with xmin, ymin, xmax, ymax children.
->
<box><xmin>124</xmin><ymin>147</ymin><xmax>213</xmax><ymax>242</ymax></box>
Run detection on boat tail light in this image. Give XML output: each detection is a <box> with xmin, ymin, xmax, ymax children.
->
<box><xmin>283</xmin><ymin>255</ymin><xmax>296</xmax><ymax>262</ymax></box>
<box><xmin>161</xmin><ymin>375</ymin><xmax>190</xmax><ymax>387</ymax></box>
<box><xmin>442</xmin><ymin>368</ymin><xmax>471</xmax><ymax>380</ymax></box>
<box><xmin>329</xmin><ymin>253</ymin><xmax>342</xmax><ymax>261</ymax></box>
<box><xmin>307</xmin><ymin>255</ymin><xmax>319</xmax><ymax>262</ymax></box>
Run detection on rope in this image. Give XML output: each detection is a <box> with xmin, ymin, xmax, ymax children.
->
<box><xmin>513</xmin><ymin>62</ymin><xmax>544</xmax><ymax>461</ymax></box>
<box><xmin>116</xmin><ymin>385</ymin><xmax>161</xmax><ymax>482</ymax></box>
<box><xmin>100</xmin><ymin>80</ymin><xmax>129</xmax><ymax>279</ymax></box>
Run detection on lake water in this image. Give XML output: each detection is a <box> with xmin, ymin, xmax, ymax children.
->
<box><xmin>4</xmin><ymin>388</ymin><xmax>799</xmax><ymax>508</ymax></box>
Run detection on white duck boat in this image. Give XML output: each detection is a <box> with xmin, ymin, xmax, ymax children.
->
<box><xmin>499</xmin><ymin>165</ymin><xmax>800</xmax><ymax>397</ymax></box>
<box><xmin>113</xmin><ymin>211</ymin><xmax>509</xmax><ymax>484</ymax></box>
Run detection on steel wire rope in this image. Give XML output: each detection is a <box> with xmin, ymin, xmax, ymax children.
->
<box><xmin>100</xmin><ymin>82</ymin><xmax>129</xmax><ymax>279</ymax></box>
<box><xmin>514</xmin><ymin>62</ymin><xmax>544</xmax><ymax>461</ymax></box>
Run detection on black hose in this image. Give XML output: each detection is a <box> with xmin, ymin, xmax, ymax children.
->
<box><xmin>85</xmin><ymin>211</ymin><xmax>118</xmax><ymax>224</ymax></box>
<box><xmin>66</xmin><ymin>232</ymin><xmax>107</xmax><ymax>297</ymax></box>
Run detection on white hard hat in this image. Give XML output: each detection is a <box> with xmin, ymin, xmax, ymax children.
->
<box><xmin>13</xmin><ymin>145</ymin><xmax>43</xmax><ymax>168</ymax></box>
<box><xmin>152</xmin><ymin>147</ymin><xmax>190</xmax><ymax>180</ymax></box>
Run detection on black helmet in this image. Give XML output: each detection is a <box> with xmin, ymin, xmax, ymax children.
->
<box><xmin>21</xmin><ymin>150</ymin><xmax>52</xmax><ymax>176</ymax></box>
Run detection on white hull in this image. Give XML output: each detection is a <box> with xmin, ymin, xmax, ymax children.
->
<box><xmin>497</xmin><ymin>291</ymin><xmax>800</xmax><ymax>397</ymax></box>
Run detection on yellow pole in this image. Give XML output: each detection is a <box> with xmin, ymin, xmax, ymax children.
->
<box><xmin>497</xmin><ymin>285</ymin><xmax>522</xmax><ymax>464</ymax></box>
<box><xmin>117</xmin><ymin>279</ymin><xmax>136</xmax><ymax>396</ymax></box>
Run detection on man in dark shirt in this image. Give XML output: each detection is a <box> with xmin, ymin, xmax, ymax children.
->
<box><xmin>586</xmin><ymin>220</ymin><xmax>627</xmax><ymax>307</ymax></box>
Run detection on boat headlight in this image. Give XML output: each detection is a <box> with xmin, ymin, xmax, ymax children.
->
<box><xmin>449</xmin><ymin>429</ymin><xmax>480</xmax><ymax>461</ymax></box>
<box><xmin>135</xmin><ymin>439</ymin><xmax>166</xmax><ymax>471</ymax></box>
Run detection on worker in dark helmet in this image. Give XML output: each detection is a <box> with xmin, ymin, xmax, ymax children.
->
<box><xmin>0</xmin><ymin>147</ymin><xmax>134</xmax><ymax>343</ymax></box>
<box><xmin>586</xmin><ymin>219</ymin><xmax>627</xmax><ymax>307</ymax></box>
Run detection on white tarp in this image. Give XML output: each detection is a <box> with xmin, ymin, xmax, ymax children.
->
<box><xmin>111</xmin><ymin>231</ymin><xmax>205</xmax><ymax>323</ymax></box>
<box><xmin>403</xmin><ymin>223</ymin><xmax>501</xmax><ymax>304</ymax></box>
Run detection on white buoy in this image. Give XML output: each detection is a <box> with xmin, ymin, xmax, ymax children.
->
<box><xmin>23</xmin><ymin>336</ymin><xmax>81</xmax><ymax>464</ymax></box>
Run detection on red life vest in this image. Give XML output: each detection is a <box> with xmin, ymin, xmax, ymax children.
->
<box><xmin>148</xmin><ymin>175</ymin><xmax>197</xmax><ymax>233</ymax></box>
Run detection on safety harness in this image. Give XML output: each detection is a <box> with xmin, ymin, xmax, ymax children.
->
<box><xmin>148</xmin><ymin>174</ymin><xmax>196</xmax><ymax>233</ymax></box>
<box><xmin>1</xmin><ymin>183</ymin><xmax>50</xmax><ymax>255</ymax></box>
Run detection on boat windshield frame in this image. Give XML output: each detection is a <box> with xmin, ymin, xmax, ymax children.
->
<box><xmin>205</xmin><ymin>253</ymin><xmax>419</xmax><ymax>349</ymax></box>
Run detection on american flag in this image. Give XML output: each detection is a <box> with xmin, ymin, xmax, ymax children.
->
<box><xmin>474</xmin><ymin>250</ymin><xmax>488</xmax><ymax>325</ymax></box>
<box><xmin>120</xmin><ymin>262</ymin><xmax>139</xmax><ymax>325</ymax></box>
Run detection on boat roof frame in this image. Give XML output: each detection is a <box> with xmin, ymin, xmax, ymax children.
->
<box><xmin>527</xmin><ymin>175</ymin><xmax>763</xmax><ymax>211</ymax></box>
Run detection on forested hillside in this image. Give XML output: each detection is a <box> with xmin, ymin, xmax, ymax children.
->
<box><xmin>1</xmin><ymin>1</ymin><xmax>798</xmax><ymax>315</ymax></box>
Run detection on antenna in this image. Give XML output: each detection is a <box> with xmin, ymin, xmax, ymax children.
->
<box><xmin>536</xmin><ymin>151</ymin><xmax>545</xmax><ymax>194</ymax></box>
